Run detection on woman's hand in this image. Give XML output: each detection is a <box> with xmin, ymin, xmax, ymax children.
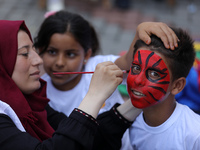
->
<box><xmin>78</xmin><ymin>61</ymin><xmax>123</xmax><ymax>118</ymax></box>
<box><xmin>89</xmin><ymin>61</ymin><xmax>123</xmax><ymax>100</ymax></box>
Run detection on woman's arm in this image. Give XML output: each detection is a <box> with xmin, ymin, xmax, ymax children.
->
<box><xmin>78</xmin><ymin>61</ymin><xmax>123</xmax><ymax>118</ymax></box>
<box><xmin>0</xmin><ymin>61</ymin><xmax>137</xmax><ymax>150</ymax></box>
<box><xmin>0</xmin><ymin>111</ymin><xmax>98</xmax><ymax>150</ymax></box>
<box><xmin>115</xmin><ymin>22</ymin><xmax>179</xmax><ymax>70</ymax></box>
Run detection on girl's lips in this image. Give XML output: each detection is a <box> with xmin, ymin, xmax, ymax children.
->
<box><xmin>52</xmin><ymin>71</ymin><xmax>69</xmax><ymax>78</ymax></box>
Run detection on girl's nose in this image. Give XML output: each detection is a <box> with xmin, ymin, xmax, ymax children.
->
<box><xmin>55</xmin><ymin>54</ymin><xmax>65</xmax><ymax>68</ymax></box>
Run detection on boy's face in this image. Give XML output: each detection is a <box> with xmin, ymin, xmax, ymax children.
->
<box><xmin>127</xmin><ymin>49</ymin><xmax>170</xmax><ymax>109</ymax></box>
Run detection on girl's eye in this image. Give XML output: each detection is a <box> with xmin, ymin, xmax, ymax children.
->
<box><xmin>47</xmin><ymin>49</ymin><xmax>56</xmax><ymax>55</ymax></box>
<box><xmin>148</xmin><ymin>70</ymin><xmax>161</xmax><ymax>80</ymax></box>
<box><xmin>131</xmin><ymin>64</ymin><xmax>141</xmax><ymax>74</ymax></box>
<box><xmin>66</xmin><ymin>52</ymin><xmax>76</xmax><ymax>58</ymax></box>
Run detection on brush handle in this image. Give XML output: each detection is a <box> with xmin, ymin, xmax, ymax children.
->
<box><xmin>53</xmin><ymin>71</ymin><xmax>94</xmax><ymax>75</ymax></box>
<box><xmin>53</xmin><ymin>70</ymin><xmax>129</xmax><ymax>75</ymax></box>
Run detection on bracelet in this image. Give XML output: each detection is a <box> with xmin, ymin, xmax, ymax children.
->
<box><xmin>113</xmin><ymin>105</ymin><xmax>133</xmax><ymax>126</ymax></box>
<box><xmin>74</xmin><ymin>108</ymin><xmax>98</xmax><ymax>125</ymax></box>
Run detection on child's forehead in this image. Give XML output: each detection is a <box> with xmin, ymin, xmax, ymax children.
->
<box><xmin>134</xmin><ymin>49</ymin><xmax>169</xmax><ymax>68</ymax></box>
<box><xmin>134</xmin><ymin>49</ymin><xmax>164</xmax><ymax>61</ymax></box>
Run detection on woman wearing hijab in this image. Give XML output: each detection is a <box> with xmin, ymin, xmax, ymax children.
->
<box><xmin>0</xmin><ymin>20</ymin><xmax>142</xmax><ymax>150</ymax></box>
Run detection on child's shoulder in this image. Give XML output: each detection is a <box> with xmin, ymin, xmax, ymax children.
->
<box><xmin>178</xmin><ymin>102</ymin><xmax>200</xmax><ymax>129</ymax></box>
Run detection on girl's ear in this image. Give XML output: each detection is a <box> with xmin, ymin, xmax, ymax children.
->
<box><xmin>84</xmin><ymin>48</ymin><xmax>92</xmax><ymax>64</ymax></box>
<box><xmin>171</xmin><ymin>77</ymin><xmax>186</xmax><ymax>95</ymax></box>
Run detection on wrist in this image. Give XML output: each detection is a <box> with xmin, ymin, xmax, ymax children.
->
<box><xmin>117</xmin><ymin>99</ymin><xmax>142</xmax><ymax>121</ymax></box>
<box><xmin>78</xmin><ymin>92</ymin><xmax>105</xmax><ymax>118</ymax></box>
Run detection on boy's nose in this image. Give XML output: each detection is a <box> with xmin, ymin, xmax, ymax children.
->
<box><xmin>134</xmin><ymin>73</ymin><xmax>146</xmax><ymax>86</ymax></box>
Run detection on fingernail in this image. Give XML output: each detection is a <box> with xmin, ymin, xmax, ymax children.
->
<box><xmin>166</xmin><ymin>44</ymin><xmax>170</xmax><ymax>49</ymax></box>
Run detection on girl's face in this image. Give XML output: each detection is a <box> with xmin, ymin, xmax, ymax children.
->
<box><xmin>41</xmin><ymin>33</ymin><xmax>91</xmax><ymax>91</ymax></box>
<box><xmin>12</xmin><ymin>30</ymin><xmax>43</xmax><ymax>94</ymax></box>
<box><xmin>127</xmin><ymin>49</ymin><xmax>170</xmax><ymax>109</ymax></box>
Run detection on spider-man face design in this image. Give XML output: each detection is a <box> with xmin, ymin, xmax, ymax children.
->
<box><xmin>127</xmin><ymin>50</ymin><xmax>170</xmax><ymax>109</ymax></box>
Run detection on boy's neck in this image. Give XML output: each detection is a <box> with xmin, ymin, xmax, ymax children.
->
<box><xmin>142</xmin><ymin>95</ymin><xmax>176</xmax><ymax>127</ymax></box>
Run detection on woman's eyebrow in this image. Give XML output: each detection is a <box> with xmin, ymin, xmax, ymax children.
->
<box><xmin>18</xmin><ymin>45</ymin><xmax>30</xmax><ymax>50</ymax></box>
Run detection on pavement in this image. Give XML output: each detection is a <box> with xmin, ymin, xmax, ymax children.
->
<box><xmin>0</xmin><ymin>0</ymin><xmax>200</xmax><ymax>55</ymax></box>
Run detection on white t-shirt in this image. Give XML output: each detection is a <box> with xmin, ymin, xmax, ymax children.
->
<box><xmin>129</xmin><ymin>102</ymin><xmax>200</xmax><ymax>150</ymax></box>
<box><xmin>42</xmin><ymin>55</ymin><xmax>133</xmax><ymax>150</ymax></box>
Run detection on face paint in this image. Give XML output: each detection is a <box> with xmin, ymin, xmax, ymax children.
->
<box><xmin>127</xmin><ymin>50</ymin><xmax>170</xmax><ymax>109</ymax></box>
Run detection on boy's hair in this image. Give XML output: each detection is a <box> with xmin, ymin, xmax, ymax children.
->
<box><xmin>34</xmin><ymin>10</ymin><xmax>100</xmax><ymax>56</ymax></box>
<box><xmin>134</xmin><ymin>27</ymin><xmax>195</xmax><ymax>81</ymax></box>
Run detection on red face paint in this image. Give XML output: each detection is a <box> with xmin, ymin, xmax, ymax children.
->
<box><xmin>127</xmin><ymin>50</ymin><xmax>170</xmax><ymax>109</ymax></box>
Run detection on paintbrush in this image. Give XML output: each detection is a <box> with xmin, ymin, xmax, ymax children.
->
<box><xmin>53</xmin><ymin>70</ymin><xmax>129</xmax><ymax>75</ymax></box>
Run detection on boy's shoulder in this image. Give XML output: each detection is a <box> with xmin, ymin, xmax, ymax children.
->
<box><xmin>129</xmin><ymin>102</ymin><xmax>200</xmax><ymax>149</ymax></box>
<box><xmin>178</xmin><ymin>102</ymin><xmax>200</xmax><ymax>129</ymax></box>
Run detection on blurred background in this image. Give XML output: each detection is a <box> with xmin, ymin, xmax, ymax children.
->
<box><xmin>0</xmin><ymin>0</ymin><xmax>200</xmax><ymax>56</ymax></box>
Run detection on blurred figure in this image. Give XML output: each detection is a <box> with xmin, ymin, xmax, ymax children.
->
<box><xmin>38</xmin><ymin>0</ymin><xmax>65</xmax><ymax>11</ymax></box>
<box><xmin>175</xmin><ymin>59</ymin><xmax>200</xmax><ymax>114</ymax></box>
<box><xmin>47</xmin><ymin>0</ymin><xmax>65</xmax><ymax>11</ymax></box>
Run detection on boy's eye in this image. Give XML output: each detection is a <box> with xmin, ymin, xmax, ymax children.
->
<box><xmin>148</xmin><ymin>70</ymin><xmax>161</xmax><ymax>80</ymax></box>
<box><xmin>131</xmin><ymin>64</ymin><xmax>141</xmax><ymax>74</ymax></box>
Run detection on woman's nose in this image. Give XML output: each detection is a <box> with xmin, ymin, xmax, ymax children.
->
<box><xmin>32</xmin><ymin>50</ymin><xmax>43</xmax><ymax>66</ymax></box>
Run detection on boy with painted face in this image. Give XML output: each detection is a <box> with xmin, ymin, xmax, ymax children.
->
<box><xmin>127</xmin><ymin>50</ymin><xmax>170</xmax><ymax>108</ymax></box>
<box><xmin>127</xmin><ymin>28</ymin><xmax>200</xmax><ymax>149</ymax></box>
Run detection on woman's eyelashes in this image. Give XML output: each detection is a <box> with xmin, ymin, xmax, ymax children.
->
<box><xmin>18</xmin><ymin>46</ymin><xmax>30</xmax><ymax>57</ymax></box>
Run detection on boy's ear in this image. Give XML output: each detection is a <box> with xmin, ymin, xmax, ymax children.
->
<box><xmin>171</xmin><ymin>77</ymin><xmax>186</xmax><ymax>95</ymax></box>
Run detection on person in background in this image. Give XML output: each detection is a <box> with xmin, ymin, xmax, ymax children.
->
<box><xmin>175</xmin><ymin>59</ymin><xmax>200</xmax><ymax>114</ymax></box>
<box><xmin>34</xmin><ymin>10</ymin><xmax>178</xmax><ymax>150</ymax></box>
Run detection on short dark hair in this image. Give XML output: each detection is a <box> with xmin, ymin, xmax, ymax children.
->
<box><xmin>133</xmin><ymin>27</ymin><xmax>195</xmax><ymax>81</ymax></box>
<box><xmin>34</xmin><ymin>10</ymin><xmax>100</xmax><ymax>56</ymax></box>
